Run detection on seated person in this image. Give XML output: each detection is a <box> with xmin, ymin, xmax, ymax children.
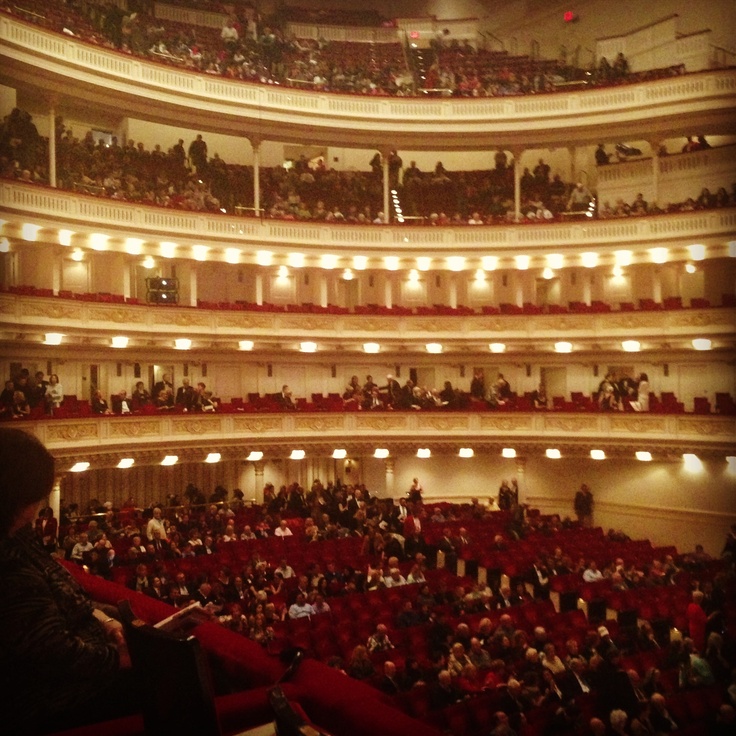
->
<box><xmin>11</xmin><ymin>390</ymin><xmax>30</xmax><ymax>418</ymax></box>
<box><xmin>0</xmin><ymin>428</ymin><xmax>135</xmax><ymax>734</ymax></box>
<box><xmin>130</xmin><ymin>381</ymin><xmax>151</xmax><ymax>409</ymax></box>
<box><xmin>111</xmin><ymin>390</ymin><xmax>132</xmax><ymax>414</ymax></box>
<box><xmin>155</xmin><ymin>387</ymin><xmax>175</xmax><ymax>410</ymax></box>
<box><xmin>275</xmin><ymin>385</ymin><xmax>296</xmax><ymax>410</ymax></box>
<box><xmin>91</xmin><ymin>389</ymin><xmax>112</xmax><ymax>415</ymax></box>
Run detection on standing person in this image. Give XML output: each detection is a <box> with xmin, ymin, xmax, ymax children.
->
<box><xmin>188</xmin><ymin>134</ymin><xmax>208</xmax><ymax>175</ymax></box>
<box><xmin>0</xmin><ymin>428</ymin><xmax>135</xmax><ymax>734</ymax></box>
<box><xmin>574</xmin><ymin>484</ymin><xmax>594</xmax><ymax>528</ymax></box>
<box><xmin>409</xmin><ymin>477</ymin><xmax>423</xmax><ymax>504</ymax></box>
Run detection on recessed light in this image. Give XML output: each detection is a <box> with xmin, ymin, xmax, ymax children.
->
<box><xmin>374</xmin><ymin>449</ymin><xmax>389</xmax><ymax>458</ymax></box>
<box><xmin>692</xmin><ymin>338</ymin><xmax>712</xmax><ymax>351</ymax></box>
<box><xmin>363</xmin><ymin>343</ymin><xmax>380</xmax><ymax>353</ymax></box>
<box><xmin>635</xmin><ymin>451</ymin><xmax>652</xmax><ymax>461</ymax></box>
<box><xmin>290</xmin><ymin>450</ymin><xmax>305</xmax><ymax>460</ymax></box>
<box><xmin>300</xmin><ymin>342</ymin><xmax>317</xmax><ymax>353</ymax></box>
<box><xmin>459</xmin><ymin>448</ymin><xmax>474</xmax><ymax>458</ymax></box>
<box><xmin>205</xmin><ymin>453</ymin><xmax>221</xmax><ymax>463</ymax></box>
<box><xmin>246</xmin><ymin>451</ymin><xmax>263</xmax><ymax>461</ymax></box>
<box><xmin>70</xmin><ymin>461</ymin><xmax>90</xmax><ymax>472</ymax></box>
<box><xmin>546</xmin><ymin>449</ymin><xmax>561</xmax><ymax>459</ymax></box>
<box><xmin>174</xmin><ymin>339</ymin><xmax>192</xmax><ymax>350</ymax></box>
<box><xmin>161</xmin><ymin>455</ymin><xmax>178</xmax><ymax>465</ymax></box>
<box><xmin>502</xmin><ymin>448</ymin><xmax>516</xmax><ymax>458</ymax></box>
<box><xmin>111</xmin><ymin>336</ymin><xmax>129</xmax><ymax>349</ymax></box>
<box><xmin>417</xmin><ymin>448</ymin><xmax>431</xmax><ymax>458</ymax></box>
<box><xmin>590</xmin><ymin>450</ymin><xmax>606</xmax><ymax>460</ymax></box>
<box><xmin>426</xmin><ymin>343</ymin><xmax>443</xmax><ymax>354</ymax></box>
<box><xmin>117</xmin><ymin>458</ymin><xmax>135</xmax><ymax>469</ymax></box>
<box><xmin>332</xmin><ymin>449</ymin><xmax>347</xmax><ymax>459</ymax></box>
<box><xmin>44</xmin><ymin>333</ymin><xmax>64</xmax><ymax>345</ymax></box>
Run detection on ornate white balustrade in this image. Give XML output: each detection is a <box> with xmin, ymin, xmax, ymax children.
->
<box><xmin>2</xmin><ymin>182</ymin><xmax>734</xmax><ymax>263</ymax></box>
<box><xmin>23</xmin><ymin>411</ymin><xmax>736</xmax><ymax>464</ymax></box>
<box><xmin>2</xmin><ymin>14</ymin><xmax>735</xmax><ymax>147</ymax></box>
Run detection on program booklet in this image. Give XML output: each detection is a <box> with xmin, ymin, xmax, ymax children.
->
<box><xmin>153</xmin><ymin>601</ymin><xmax>212</xmax><ymax>635</ymax></box>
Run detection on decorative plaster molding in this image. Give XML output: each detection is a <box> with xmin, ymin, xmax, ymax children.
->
<box><xmin>88</xmin><ymin>307</ymin><xmax>145</xmax><ymax>324</ymax></box>
<box><xmin>418</xmin><ymin>415</ymin><xmax>470</xmax><ymax>431</ymax></box>
<box><xmin>544</xmin><ymin>416</ymin><xmax>600</xmax><ymax>432</ymax></box>
<box><xmin>23</xmin><ymin>301</ymin><xmax>82</xmax><ymax>320</ymax></box>
<box><xmin>480</xmin><ymin>415</ymin><xmax>534</xmax><ymax>431</ymax></box>
<box><xmin>610</xmin><ymin>416</ymin><xmax>665</xmax><ymax>433</ymax></box>
<box><xmin>171</xmin><ymin>417</ymin><xmax>221</xmax><ymax>435</ymax></box>
<box><xmin>108</xmin><ymin>421</ymin><xmax>161</xmax><ymax>438</ymax></box>
<box><xmin>232</xmin><ymin>416</ymin><xmax>283</xmax><ymax>433</ymax></box>
<box><xmin>357</xmin><ymin>415</ymin><xmax>408</xmax><ymax>431</ymax></box>
<box><xmin>45</xmin><ymin>422</ymin><xmax>99</xmax><ymax>442</ymax></box>
<box><xmin>294</xmin><ymin>416</ymin><xmax>345</xmax><ymax>432</ymax></box>
<box><xmin>677</xmin><ymin>416</ymin><xmax>736</xmax><ymax>436</ymax></box>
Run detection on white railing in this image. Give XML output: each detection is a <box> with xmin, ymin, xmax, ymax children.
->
<box><xmin>24</xmin><ymin>411</ymin><xmax>736</xmax><ymax>458</ymax></box>
<box><xmin>154</xmin><ymin>2</ymin><xmax>228</xmax><ymax>30</ymax></box>
<box><xmin>2</xmin><ymin>181</ymin><xmax>734</xmax><ymax>260</ymax></box>
<box><xmin>285</xmin><ymin>22</ymin><xmax>399</xmax><ymax>44</ymax></box>
<box><xmin>2</xmin><ymin>15</ymin><xmax>734</xmax><ymax>136</ymax></box>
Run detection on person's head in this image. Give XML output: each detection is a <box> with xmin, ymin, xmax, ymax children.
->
<box><xmin>0</xmin><ymin>428</ymin><xmax>55</xmax><ymax>537</ymax></box>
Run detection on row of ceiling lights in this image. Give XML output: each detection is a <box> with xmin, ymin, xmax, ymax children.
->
<box><xmin>41</xmin><ymin>333</ymin><xmax>715</xmax><ymax>352</ymax></box>
<box><xmin>8</xmin><ymin>226</ymin><xmax>728</xmax><ymax>272</ymax></box>
<box><xmin>68</xmin><ymin>450</ymin><xmax>733</xmax><ymax>472</ymax></box>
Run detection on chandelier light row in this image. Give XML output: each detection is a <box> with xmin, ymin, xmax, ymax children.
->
<box><xmin>43</xmin><ymin>333</ymin><xmax>715</xmax><ymax>353</ymax></box>
<box><xmin>68</xmin><ymin>450</ymin><xmax>733</xmax><ymax>472</ymax></box>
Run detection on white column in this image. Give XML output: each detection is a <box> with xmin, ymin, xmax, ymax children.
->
<box><xmin>384</xmin><ymin>273</ymin><xmax>393</xmax><ymax>309</ymax></box>
<box><xmin>513</xmin><ymin>152</ymin><xmax>522</xmax><ymax>222</ymax></box>
<box><xmin>582</xmin><ymin>270</ymin><xmax>592</xmax><ymax>305</ymax></box>
<box><xmin>122</xmin><ymin>258</ymin><xmax>131</xmax><ymax>299</ymax></box>
<box><xmin>319</xmin><ymin>273</ymin><xmax>328</xmax><ymax>307</ymax></box>
<box><xmin>188</xmin><ymin>263</ymin><xmax>197</xmax><ymax>307</ymax></box>
<box><xmin>255</xmin><ymin>272</ymin><xmax>264</xmax><ymax>305</ymax></box>
<box><xmin>448</xmin><ymin>275</ymin><xmax>458</xmax><ymax>309</ymax></box>
<box><xmin>382</xmin><ymin>150</ymin><xmax>390</xmax><ymax>223</ymax></box>
<box><xmin>514</xmin><ymin>274</ymin><xmax>524</xmax><ymax>307</ymax></box>
<box><xmin>49</xmin><ymin>477</ymin><xmax>62</xmax><ymax>538</ymax></box>
<box><xmin>650</xmin><ymin>139</ymin><xmax>660</xmax><ymax>207</ymax></box>
<box><xmin>48</xmin><ymin>100</ymin><xmax>57</xmax><ymax>188</ymax></box>
<box><xmin>251</xmin><ymin>137</ymin><xmax>261</xmax><ymax>215</ymax></box>
<box><xmin>253</xmin><ymin>461</ymin><xmax>265</xmax><ymax>504</ymax></box>
<box><xmin>384</xmin><ymin>457</ymin><xmax>395</xmax><ymax>499</ymax></box>
<box><xmin>652</xmin><ymin>269</ymin><xmax>662</xmax><ymax>303</ymax></box>
<box><xmin>52</xmin><ymin>254</ymin><xmax>62</xmax><ymax>295</ymax></box>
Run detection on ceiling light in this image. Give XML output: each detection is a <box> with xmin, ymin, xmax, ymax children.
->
<box><xmin>161</xmin><ymin>455</ymin><xmax>179</xmax><ymax>465</ymax></box>
<box><xmin>447</xmin><ymin>256</ymin><xmax>465</xmax><ymax>271</ymax></box>
<box><xmin>300</xmin><ymin>341</ymin><xmax>317</xmax><ymax>353</ymax></box>
<box><xmin>650</xmin><ymin>247</ymin><xmax>668</xmax><ymax>264</ymax></box>
<box><xmin>502</xmin><ymin>448</ymin><xmax>516</xmax><ymax>458</ymax></box>
<box><xmin>408</xmin><ymin>269</ymin><xmax>420</xmax><ymax>283</ymax></box>
<box><xmin>288</xmin><ymin>252</ymin><xmax>305</xmax><ymax>268</ymax></box>
<box><xmin>353</xmin><ymin>255</ymin><xmax>368</xmax><ymax>270</ymax></box>
<box><xmin>542</xmin><ymin>267</ymin><xmax>555</xmax><ymax>280</ymax></box>
<box><xmin>546</xmin><ymin>449</ymin><xmax>561</xmax><ymax>459</ymax></box>
<box><xmin>332</xmin><ymin>449</ymin><xmax>347</xmax><ymax>459</ymax></box>
<box><xmin>246</xmin><ymin>451</ymin><xmax>263</xmax><ymax>462</ymax></box>
<box><xmin>682</xmin><ymin>453</ymin><xmax>702</xmax><ymax>472</ymax></box>
<box><xmin>621</xmin><ymin>340</ymin><xmax>640</xmax><ymax>352</ymax></box>
<box><xmin>0</xmin><ymin>237</ymin><xmax>8</xmax><ymax>253</ymax></box>
<box><xmin>615</xmin><ymin>250</ymin><xmax>633</xmax><ymax>266</ymax></box>
<box><xmin>111</xmin><ymin>336</ymin><xmax>129</xmax><ymax>349</ymax></box>
<box><xmin>547</xmin><ymin>254</ymin><xmax>564</xmax><ymax>269</ymax></box>
<box><xmin>71</xmin><ymin>248</ymin><xmax>84</xmax><ymax>261</ymax></box>
<box><xmin>59</xmin><ymin>229</ymin><xmax>74</xmax><ymax>246</ymax></box>
<box><xmin>205</xmin><ymin>453</ymin><xmax>221</xmax><ymax>463</ymax></box>
<box><xmin>89</xmin><ymin>233</ymin><xmax>108</xmax><ymax>250</ymax></box>
<box><xmin>142</xmin><ymin>255</ymin><xmax>155</xmax><ymax>269</ymax></box>
<box><xmin>581</xmin><ymin>252</ymin><xmax>598</xmax><ymax>268</ymax></box>
<box><xmin>290</xmin><ymin>450</ymin><xmax>305</xmax><ymax>460</ymax></box>
<box><xmin>385</xmin><ymin>256</ymin><xmax>400</xmax><ymax>270</ymax></box>
<box><xmin>44</xmin><ymin>333</ymin><xmax>63</xmax><ymax>345</ymax></box>
<box><xmin>417</xmin><ymin>448</ymin><xmax>431</xmax><ymax>458</ymax></box>
<box><xmin>635</xmin><ymin>451</ymin><xmax>652</xmax><ymax>461</ymax></box>
<box><xmin>256</xmin><ymin>250</ymin><xmax>273</xmax><ymax>266</ymax></box>
<box><xmin>459</xmin><ymin>448</ymin><xmax>474</xmax><ymax>458</ymax></box>
<box><xmin>277</xmin><ymin>265</ymin><xmax>289</xmax><ymax>279</ymax></box>
<box><xmin>489</xmin><ymin>343</ymin><xmax>506</xmax><ymax>353</ymax></box>
<box><xmin>70</xmin><ymin>461</ymin><xmax>90</xmax><ymax>472</ymax></box>
<box><xmin>225</xmin><ymin>248</ymin><xmax>240</xmax><ymax>264</ymax></box>
<box><xmin>555</xmin><ymin>341</ymin><xmax>573</xmax><ymax>353</ymax></box>
<box><xmin>124</xmin><ymin>237</ymin><xmax>143</xmax><ymax>255</ymax></box>
<box><xmin>590</xmin><ymin>449</ymin><xmax>606</xmax><ymax>460</ymax></box>
<box><xmin>117</xmin><ymin>458</ymin><xmax>135</xmax><ymax>469</ymax></box>
<box><xmin>687</xmin><ymin>244</ymin><xmax>705</xmax><ymax>261</ymax></box>
<box><xmin>692</xmin><ymin>338</ymin><xmax>712</xmax><ymax>351</ymax></box>
<box><xmin>192</xmin><ymin>245</ymin><xmax>208</xmax><ymax>261</ymax></box>
<box><xmin>374</xmin><ymin>448</ymin><xmax>389</xmax><ymax>459</ymax></box>
<box><xmin>474</xmin><ymin>269</ymin><xmax>486</xmax><ymax>282</ymax></box>
<box><xmin>515</xmin><ymin>255</ymin><xmax>530</xmax><ymax>270</ymax></box>
<box><xmin>685</xmin><ymin>263</ymin><xmax>697</xmax><ymax>274</ymax></box>
<box><xmin>174</xmin><ymin>338</ymin><xmax>192</xmax><ymax>350</ymax></box>
<box><xmin>426</xmin><ymin>343</ymin><xmax>443</xmax><ymax>354</ymax></box>
<box><xmin>342</xmin><ymin>268</ymin><xmax>354</xmax><ymax>280</ymax></box>
<box><xmin>612</xmin><ymin>265</ymin><xmax>624</xmax><ymax>278</ymax></box>
<box><xmin>22</xmin><ymin>223</ymin><xmax>40</xmax><ymax>241</ymax></box>
<box><xmin>239</xmin><ymin>340</ymin><xmax>254</xmax><ymax>351</ymax></box>
<box><xmin>416</xmin><ymin>257</ymin><xmax>432</xmax><ymax>271</ymax></box>
<box><xmin>160</xmin><ymin>242</ymin><xmax>176</xmax><ymax>258</ymax></box>
<box><xmin>321</xmin><ymin>254</ymin><xmax>338</xmax><ymax>269</ymax></box>
<box><xmin>363</xmin><ymin>342</ymin><xmax>380</xmax><ymax>353</ymax></box>
<box><xmin>481</xmin><ymin>256</ymin><xmax>498</xmax><ymax>271</ymax></box>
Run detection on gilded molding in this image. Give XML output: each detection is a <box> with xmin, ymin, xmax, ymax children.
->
<box><xmin>418</xmin><ymin>416</ymin><xmax>469</xmax><ymax>431</ymax></box>
<box><xmin>217</xmin><ymin>314</ymin><xmax>274</xmax><ymax>329</ymax></box>
<box><xmin>479</xmin><ymin>415</ymin><xmax>533</xmax><ymax>431</ymax></box>
<box><xmin>677</xmin><ymin>417</ymin><xmax>736</xmax><ymax>437</ymax></box>
<box><xmin>676</xmin><ymin>311</ymin><xmax>736</xmax><ymax>327</ymax></box>
<box><xmin>281</xmin><ymin>316</ymin><xmax>334</xmax><ymax>330</ymax></box>
<box><xmin>232</xmin><ymin>416</ymin><xmax>283</xmax><ymax>433</ymax></box>
<box><xmin>45</xmin><ymin>422</ymin><xmax>99</xmax><ymax>442</ymax></box>
<box><xmin>341</xmin><ymin>318</ymin><xmax>387</xmax><ymax>331</ymax></box>
<box><xmin>23</xmin><ymin>302</ymin><xmax>82</xmax><ymax>320</ymax></box>
<box><xmin>87</xmin><ymin>307</ymin><xmax>145</xmax><ymax>324</ymax></box>
<box><xmin>357</xmin><ymin>415</ymin><xmax>408</xmax><ymax>431</ymax></box>
<box><xmin>109</xmin><ymin>421</ymin><xmax>161</xmax><ymax>438</ymax></box>
<box><xmin>610</xmin><ymin>416</ymin><xmax>664</xmax><ymax>433</ymax></box>
<box><xmin>544</xmin><ymin>416</ymin><xmax>599</xmax><ymax>432</ymax></box>
<box><xmin>294</xmin><ymin>415</ymin><xmax>344</xmax><ymax>432</ymax></box>
<box><xmin>171</xmin><ymin>418</ymin><xmax>221</xmax><ymax>435</ymax></box>
<box><xmin>170</xmin><ymin>312</ymin><xmax>209</xmax><ymax>327</ymax></box>
<box><xmin>617</xmin><ymin>314</ymin><xmax>664</xmax><ymax>329</ymax></box>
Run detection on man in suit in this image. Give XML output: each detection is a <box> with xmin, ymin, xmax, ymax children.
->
<box><xmin>175</xmin><ymin>378</ymin><xmax>196</xmax><ymax>410</ymax></box>
<box><xmin>380</xmin><ymin>374</ymin><xmax>401</xmax><ymax>407</ymax></box>
<box><xmin>378</xmin><ymin>661</ymin><xmax>402</xmax><ymax>695</ymax></box>
<box><xmin>276</xmin><ymin>385</ymin><xmax>296</xmax><ymax>410</ymax></box>
<box><xmin>152</xmin><ymin>372</ymin><xmax>173</xmax><ymax>403</ymax></box>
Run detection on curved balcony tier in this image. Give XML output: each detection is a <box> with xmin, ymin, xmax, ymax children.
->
<box><xmin>2</xmin><ymin>182</ymin><xmax>735</xmax><ymax>266</ymax></box>
<box><xmin>2</xmin><ymin>15</ymin><xmax>736</xmax><ymax>149</ymax></box>
<box><xmin>19</xmin><ymin>411</ymin><xmax>736</xmax><ymax>465</ymax></box>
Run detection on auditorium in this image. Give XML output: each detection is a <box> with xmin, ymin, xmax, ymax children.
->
<box><xmin>0</xmin><ymin>0</ymin><xmax>735</xmax><ymax>734</ymax></box>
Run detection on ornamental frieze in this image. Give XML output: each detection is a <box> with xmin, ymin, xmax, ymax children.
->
<box><xmin>357</xmin><ymin>415</ymin><xmax>407</xmax><ymax>431</ymax></box>
<box><xmin>46</xmin><ymin>422</ymin><xmax>99</xmax><ymax>442</ymax></box>
<box><xmin>617</xmin><ymin>314</ymin><xmax>665</xmax><ymax>329</ymax></box>
<box><xmin>170</xmin><ymin>312</ymin><xmax>209</xmax><ymax>327</ymax></box>
<box><xmin>88</xmin><ymin>307</ymin><xmax>145</xmax><ymax>324</ymax></box>
<box><xmin>108</xmin><ymin>421</ymin><xmax>160</xmax><ymax>438</ymax></box>
<box><xmin>677</xmin><ymin>417</ymin><xmax>736</xmax><ymax>437</ymax></box>
<box><xmin>418</xmin><ymin>416</ymin><xmax>469</xmax><ymax>431</ymax></box>
<box><xmin>479</xmin><ymin>415</ymin><xmax>533</xmax><ymax>431</ymax></box>
<box><xmin>23</xmin><ymin>301</ymin><xmax>82</xmax><ymax>320</ymax></box>
<box><xmin>677</xmin><ymin>311</ymin><xmax>735</xmax><ymax>328</ymax></box>
<box><xmin>217</xmin><ymin>314</ymin><xmax>274</xmax><ymax>329</ymax></box>
<box><xmin>281</xmin><ymin>316</ymin><xmax>334</xmax><ymax>331</ymax></box>
<box><xmin>294</xmin><ymin>416</ymin><xmax>344</xmax><ymax>432</ymax></box>
<box><xmin>610</xmin><ymin>416</ymin><xmax>664</xmax><ymax>433</ymax></box>
<box><xmin>341</xmin><ymin>318</ymin><xmax>387</xmax><ymax>331</ymax></box>
<box><xmin>544</xmin><ymin>416</ymin><xmax>599</xmax><ymax>432</ymax></box>
<box><xmin>171</xmin><ymin>418</ymin><xmax>221</xmax><ymax>435</ymax></box>
<box><xmin>232</xmin><ymin>416</ymin><xmax>283</xmax><ymax>433</ymax></box>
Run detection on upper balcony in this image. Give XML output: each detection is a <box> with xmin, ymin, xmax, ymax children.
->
<box><xmin>2</xmin><ymin>13</ymin><xmax>736</xmax><ymax>150</ymax></box>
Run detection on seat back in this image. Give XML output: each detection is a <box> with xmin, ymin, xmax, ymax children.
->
<box><xmin>119</xmin><ymin>600</ymin><xmax>222</xmax><ymax>735</ymax></box>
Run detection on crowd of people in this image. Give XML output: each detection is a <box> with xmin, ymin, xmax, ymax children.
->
<box><xmin>42</xmin><ymin>471</ymin><xmax>736</xmax><ymax>735</ymax></box>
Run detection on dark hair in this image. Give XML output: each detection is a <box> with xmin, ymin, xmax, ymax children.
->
<box><xmin>0</xmin><ymin>428</ymin><xmax>55</xmax><ymax>536</ymax></box>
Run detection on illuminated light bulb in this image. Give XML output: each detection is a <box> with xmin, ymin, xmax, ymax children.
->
<box><xmin>385</xmin><ymin>256</ymin><xmax>400</xmax><ymax>271</ymax></box>
<box><xmin>225</xmin><ymin>248</ymin><xmax>240</xmax><ymax>264</ymax></box>
<box><xmin>542</xmin><ymin>267</ymin><xmax>554</xmax><ymax>280</ymax></box>
<box><xmin>111</xmin><ymin>336</ymin><xmax>129</xmax><ymax>349</ymax></box>
<box><xmin>321</xmin><ymin>254</ymin><xmax>338</xmax><ymax>269</ymax></box>
<box><xmin>650</xmin><ymin>247</ymin><xmax>668</xmax><ymax>264</ymax></box>
<box><xmin>426</xmin><ymin>343</ymin><xmax>443</xmax><ymax>354</ymax></box>
<box><xmin>89</xmin><ymin>233</ymin><xmax>108</xmax><ymax>251</ymax></box>
<box><xmin>408</xmin><ymin>269</ymin><xmax>420</xmax><ymax>283</ymax></box>
<box><xmin>416</xmin><ymin>257</ymin><xmax>432</xmax><ymax>271</ymax></box>
<box><xmin>447</xmin><ymin>256</ymin><xmax>465</xmax><ymax>271</ymax></box>
<box><xmin>174</xmin><ymin>338</ymin><xmax>192</xmax><ymax>350</ymax></box>
<box><xmin>205</xmin><ymin>453</ymin><xmax>221</xmax><ymax>464</ymax></box>
<box><xmin>256</xmin><ymin>250</ymin><xmax>273</xmax><ymax>266</ymax></box>
<box><xmin>546</xmin><ymin>449</ymin><xmax>561</xmax><ymax>459</ymax></box>
<box><xmin>363</xmin><ymin>343</ymin><xmax>380</xmax><ymax>353</ymax></box>
<box><xmin>239</xmin><ymin>340</ymin><xmax>254</xmax><ymax>351</ymax></box>
<box><xmin>117</xmin><ymin>458</ymin><xmax>135</xmax><ymax>469</ymax></box>
<box><xmin>0</xmin><ymin>237</ymin><xmax>9</xmax><ymax>253</ymax></box>
<box><xmin>687</xmin><ymin>244</ymin><xmax>706</xmax><ymax>261</ymax></box>
<box><xmin>161</xmin><ymin>455</ymin><xmax>178</xmax><ymax>466</ymax></box>
<box><xmin>685</xmin><ymin>263</ymin><xmax>697</xmax><ymax>274</ymax></box>
<box><xmin>489</xmin><ymin>343</ymin><xmax>506</xmax><ymax>353</ymax></box>
<box><xmin>71</xmin><ymin>248</ymin><xmax>84</xmax><ymax>262</ymax></box>
<box><xmin>692</xmin><ymin>338</ymin><xmax>712</xmax><ymax>351</ymax></box>
<box><xmin>160</xmin><ymin>242</ymin><xmax>177</xmax><ymax>258</ymax></box>
<box><xmin>590</xmin><ymin>450</ymin><xmax>606</xmax><ymax>460</ymax></box>
<box><xmin>300</xmin><ymin>341</ymin><xmax>317</xmax><ymax>353</ymax></box>
<box><xmin>374</xmin><ymin>448</ymin><xmax>389</xmax><ymax>458</ymax></box>
<box><xmin>621</xmin><ymin>340</ymin><xmax>640</xmax><ymax>352</ymax></box>
<box><xmin>124</xmin><ymin>238</ymin><xmax>143</xmax><ymax>255</ymax></box>
<box><xmin>636</xmin><ymin>451</ymin><xmax>652</xmax><ymax>461</ymax></box>
<box><xmin>44</xmin><ymin>333</ymin><xmax>63</xmax><ymax>345</ymax></box>
<box><xmin>142</xmin><ymin>256</ymin><xmax>155</xmax><ymax>269</ymax></box>
<box><xmin>417</xmin><ymin>448</ymin><xmax>431</xmax><ymax>458</ymax></box>
<box><xmin>332</xmin><ymin>449</ymin><xmax>347</xmax><ymax>459</ymax></box>
<box><xmin>481</xmin><ymin>256</ymin><xmax>498</xmax><ymax>271</ymax></box>
<box><xmin>547</xmin><ymin>253</ymin><xmax>564</xmax><ymax>269</ymax></box>
<box><xmin>192</xmin><ymin>245</ymin><xmax>208</xmax><ymax>261</ymax></box>
<box><xmin>246</xmin><ymin>451</ymin><xmax>263</xmax><ymax>461</ymax></box>
<box><xmin>290</xmin><ymin>450</ymin><xmax>305</xmax><ymax>460</ymax></box>
<box><xmin>474</xmin><ymin>269</ymin><xmax>486</xmax><ymax>282</ymax></box>
<box><xmin>70</xmin><ymin>462</ymin><xmax>90</xmax><ymax>472</ymax></box>
<box><xmin>502</xmin><ymin>448</ymin><xmax>516</xmax><ymax>458</ymax></box>
<box><xmin>277</xmin><ymin>265</ymin><xmax>289</xmax><ymax>278</ymax></box>
<box><xmin>581</xmin><ymin>252</ymin><xmax>598</xmax><ymax>268</ymax></box>
<box><xmin>515</xmin><ymin>255</ymin><xmax>530</xmax><ymax>270</ymax></box>
<box><xmin>59</xmin><ymin>229</ymin><xmax>74</xmax><ymax>246</ymax></box>
<box><xmin>555</xmin><ymin>341</ymin><xmax>573</xmax><ymax>353</ymax></box>
<box><xmin>615</xmin><ymin>250</ymin><xmax>633</xmax><ymax>266</ymax></box>
<box><xmin>459</xmin><ymin>448</ymin><xmax>474</xmax><ymax>458</ymax></box>
<box><xmin>682</xmin><ymin>453</ymin><xmax>702</xmax><ymax>472</ymax></box>
<box><xmin>612</xmin><ymin>265</ymin><xmax>624</xmax><ymax>277</ymax></box>
<box><xmin>353</xmin><ymin>255</ymin><xmax>368</xmax><ymax>270</ymax></box>
<box><xmin>22</xmin><ymin>223</ymin><xmax>41</xmax><ymax>241</ymax></box>
<box><xmin>288</xmin><ymin>252</ymin><xmax>305</xmax><ymax>268</ymax></box>
<box><xmin>342</xmin><ymin>268</ymin><xmax>354</xmax><ymax>281</ymax></box>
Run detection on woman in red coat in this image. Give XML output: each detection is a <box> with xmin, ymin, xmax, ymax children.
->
<box><xmin>686</xmin><ymin>589</ymin><xmax>707</xmax><ymax>652</ymax></box>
